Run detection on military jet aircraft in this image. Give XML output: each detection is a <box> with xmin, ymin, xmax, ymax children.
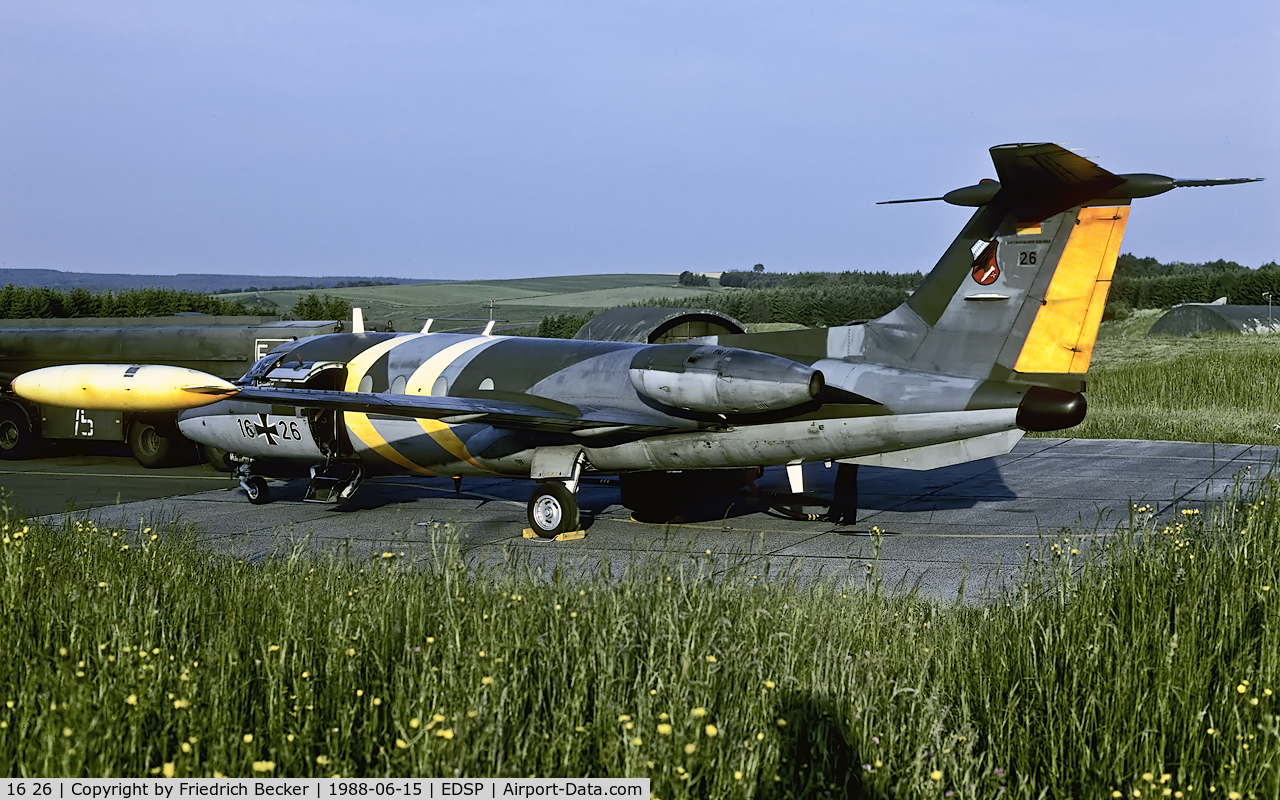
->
<box><xmin>13</xmin><ymin>143</ymin><xmax>1261</xmax><ymax>536</ymax></box>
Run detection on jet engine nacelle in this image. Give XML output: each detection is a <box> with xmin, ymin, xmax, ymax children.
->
<box><xmin>629</xmin><ymin>344</ymin><xmax>823</xmax><ymax>414</ymax></box>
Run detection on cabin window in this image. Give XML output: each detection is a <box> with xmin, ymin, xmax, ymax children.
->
<box><xmin>358</xmin><ymin>375</ymin><xmax>373</xmax><ymax>393</ymax></box>
<box><xmin>478</xmin><ymin>377</ymin><xmax>495</xmax><ymax>391</ymax></box>
<box><xmin>432</xmin><ymin>377</ymin><xmax>448</xmax><ymax>397</ymax></box>
<box><xmin>391</xmin><ymin>375</ymin><xmax>407</xmax><ymax>394</ymax></box>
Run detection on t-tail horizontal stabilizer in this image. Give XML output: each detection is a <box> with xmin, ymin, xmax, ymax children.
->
<box><xmin>879</xmin><ymin>143</ymin><xmax>1262</xmax><ymax>220</ymax></box>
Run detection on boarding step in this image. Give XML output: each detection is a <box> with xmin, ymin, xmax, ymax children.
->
<box><xmin>304</xmin><ymin>462</ymin><xmax>365</xmax><ymax>503</ymax></box>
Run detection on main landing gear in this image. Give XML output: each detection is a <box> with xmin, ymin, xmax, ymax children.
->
<box><xmin>525</xmin><ymin>451</ymin><xmax>586</xmax><ymax>539</ymax></box>
<box><xmin>768</xmin><ymin>462</ymin><xmax>859</xmax><ymax>525</ymax></box>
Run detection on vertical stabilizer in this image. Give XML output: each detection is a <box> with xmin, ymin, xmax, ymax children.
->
<box><xmin>709</xmin><ymin>143</ymin><xmax>1257</xmax><ymax>386</ymax></box>
<box><xmin>835</xmin><ymin>144</ymin><xmax>1141</xmax><ymax>381</ymax></box>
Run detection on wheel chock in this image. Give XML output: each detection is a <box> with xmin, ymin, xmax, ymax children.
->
<box><xmin>522</xmin><ymin>528</ymin><xmax>586</xmax><ymax>541</ymax></box>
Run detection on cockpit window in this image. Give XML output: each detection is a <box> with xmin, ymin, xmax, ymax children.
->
<box><xmin>241</xmin><ymin>350</ymin><xmax>290</xmax><ymax>384</ymax></box>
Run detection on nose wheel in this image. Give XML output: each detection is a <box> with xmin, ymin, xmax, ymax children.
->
<box><xmin>527</xmin><ymin>482</ymin><xmax>580</xmax><ymax>538</ymax></box>
<box><xmin>233</xmin><ymin>462</ymin><xmax>272</xmax><ymax>505</ymax></box>
<box><xmin>243</xmin><ymin>476</ymin><xmax>270</xmax><ymax>505</ymax></box>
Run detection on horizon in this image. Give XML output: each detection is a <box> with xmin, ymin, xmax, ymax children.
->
<box><xmin>3</xmin><ymin>251</ymin><xmax>1280</xmax><ymax>287</ymax></box>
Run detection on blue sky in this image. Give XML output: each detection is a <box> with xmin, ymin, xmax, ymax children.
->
<box><xmin>1</xmin><ymin>1</ymin><xmax>1276</xmax><ymax>279</ymax></box>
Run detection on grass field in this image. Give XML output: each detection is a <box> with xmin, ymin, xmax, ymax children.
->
<box><xmin>2</xmin><ymin>478</ymin><xmax>1278</xmax><ymax>793</ymax></box>
<box><xmin>225</xmin><ymin>274</ymin><xmax>725</xmax><ymax>333</ymax></box>
<box><xmin>1029</xmin><ymin>312</ymin><xmax>1280</xmax><ymax>445</ymax></box>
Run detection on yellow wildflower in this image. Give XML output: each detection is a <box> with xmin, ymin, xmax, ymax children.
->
<box><xmin>163</xmin><ymin>764</ymin><xmax>174</xmax><ymax>778</ymax></box>
<box><xmin>252</xmin><ymin>761</ymin><xmax>275</xmax><ymax>773</ymax></box>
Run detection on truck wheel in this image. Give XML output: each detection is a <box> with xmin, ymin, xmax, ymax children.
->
<box><xmin>129</xmin><ymin>420</ymin><xmax>175</xmax><ymax>468</ymax></box>
<box><xmin>203</xmin><ymin>445</ymin><xmax>234</xmax><ymax>472</ymax></box>
<box><xmin>0</xmin><ymin>406</ymin><xmax>35</xmax><ymax>460</ymax></box>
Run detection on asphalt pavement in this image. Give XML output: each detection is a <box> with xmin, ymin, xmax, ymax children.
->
<box><xmin>19</xmin><ymin>437</ymin><xmax>1277</xmax><ymax>601</ymax></box>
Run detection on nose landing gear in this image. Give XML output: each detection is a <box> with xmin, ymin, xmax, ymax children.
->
<box><xmin>233</xmin><ymin>461</ymin><xmax>272</xmax><ymax>505</ymax></box>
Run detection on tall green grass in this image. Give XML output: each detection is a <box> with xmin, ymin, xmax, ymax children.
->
<box><xmin>1036</xmin><ymin>333</ymin><xmax>1280</xmax><ymax>445</ymax></box>
<box><xmin>1</xmin><ymin>485</ymin><xmax>1277</xmax><ymax>796</ymax></box>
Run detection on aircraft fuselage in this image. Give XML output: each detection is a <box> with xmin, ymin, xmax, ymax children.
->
<box><xmin>176</xmin><ymin>329</ymin><xmax>1020</xmax><ymax>479</ymax></box>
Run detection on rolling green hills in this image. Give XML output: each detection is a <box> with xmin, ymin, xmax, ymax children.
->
<box><xmin>222</xmin><ymin>274</ymin><xmax>723</xmax><ymax>333</ymax></box>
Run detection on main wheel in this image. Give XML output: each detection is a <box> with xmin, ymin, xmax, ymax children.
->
<box><xmin>0</xmin><ymin>405</ymin><xmax>35</xmax><ymax>460</ymax></box>
<box><xmin>129</xmin><ymin>420</ymin><xmax>177</xmax><ymax>468</ymax></box>
<box><xmin>244</xmin><ymin>476</ymin><xmax>270</xmax><ymax>505</ymax></box>
<box><xmin>527</xmin><ymin>483</ymin><xmax>580</xmax><ymax>538</ymax></box>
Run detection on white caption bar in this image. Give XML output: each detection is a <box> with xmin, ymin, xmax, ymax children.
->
<box><xmin>1</xmin><ymin>780</ymin><xmax>650</xmax><ymax>800</ymax></box>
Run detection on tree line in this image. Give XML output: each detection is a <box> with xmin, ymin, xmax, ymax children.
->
<box><xmin>0</xmin><ymin>285</ymin><xmax>360</xmax><ymax>321</ymax></box>
<box><xmin>0</xmin><ymin>285</ymin><xmax>257</xmax><ymax>319</ymax></box>
<box><xmin>1106</xmin><ymin>256</ymin><xmax>1280</xmax><ymax>318</ymax></box>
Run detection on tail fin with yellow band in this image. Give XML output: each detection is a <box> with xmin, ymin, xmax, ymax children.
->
<box><xmin>850</xmin><ymin>143</ymin><xmax>1259</xmax><ymax>383</ymax></box>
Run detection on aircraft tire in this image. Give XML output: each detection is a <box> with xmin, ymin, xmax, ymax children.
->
<box><xmin>128</xmin><ymin>420</ymin><xmax>177</xmax><ymax>468</ymax></box>
<box><xmin>203</xmin><ymin>445</ymin><xmax>234</xmax><ymax>472</ymax></box>
<box><xmin>527</xmin><ymin>482</ymin><xmax>579</xmax><ymax>538</ymax></box>
<box><xmin>0</xmin><ymin>405</ymin><xmax>36</xmax><ymax>460</ymax></box>
<box><xmin>244</xmin><ymin>476</ymin><xmax>270</xmax><ymax>505</ymax></box>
